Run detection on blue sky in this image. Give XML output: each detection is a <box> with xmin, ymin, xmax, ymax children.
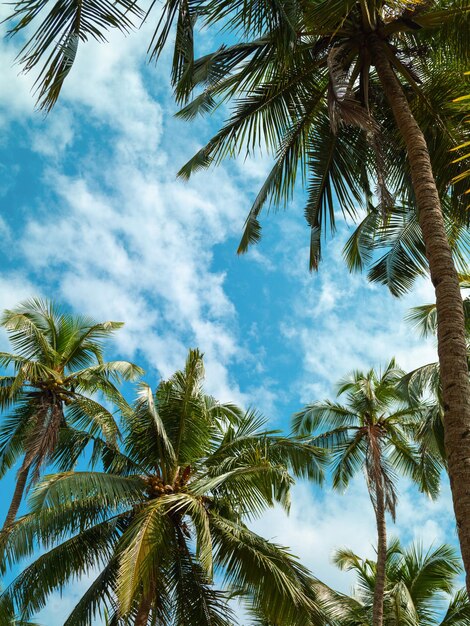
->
<box><xmin>0</xmin><ymin>8</ymin><xmax>460</xmax><ymax>623</ymax></box>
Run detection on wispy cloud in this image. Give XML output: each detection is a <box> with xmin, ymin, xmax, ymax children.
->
<box><xmin>272</xmin><ymin>220</ymin><xmax>437</xmax><ymax>402</ymax></box>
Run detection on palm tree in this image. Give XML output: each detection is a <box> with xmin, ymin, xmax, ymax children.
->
<box><xmin>6</xmin><ymin>0</ymin><xmax>470</xmax><ymax>592</ymax></box>
<box><xmin>0</xmin><ymin>349</ymin><xmax>327</xmax><ymax>626</ymax></box>
<box><xmin>293</xmin><ymin>359</ymin><xmax>441</xmax><ymax>626</ymax></box>
<box><xmin>0</xmin><ymin>298</ymin><xmax>143</xmax><ymax>529</ymax></box>
<box><xmin>160</xmin><ymin>0</ymin><xmax>470</xmax><ymax>593</ymax></box>
<box><xmin>328</xmin><ymin>539</ymin><xmax>470</xmax><ymax>626</ymax></box>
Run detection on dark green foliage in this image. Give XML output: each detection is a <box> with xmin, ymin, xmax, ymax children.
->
<box><xmin>1</xmin><ymin>349</ymin><xmax>328</xmax><ymax>625</ymax></box>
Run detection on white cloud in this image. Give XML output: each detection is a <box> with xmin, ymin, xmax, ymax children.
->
<box><xmin>272</xmin><ymin>218</ymin><xmax>438</xmax><ymax>403</ymax></box>
<box><xmin>18</xmin><ymin>159</ymin><xmax>246</xmax><ymax>403</ymax></box>
<box><xmin>0</xmin><ymin>13</ymin><xmax>252</xmax><ymax>406</ymax></box>
<box><xmin>251</xmin><ymin>474</ymin><xmax>457</xmax><ymax>596</ymax></box>
<box><xmin>0</xmin><ymin>37</ymin><xmax>35</xmax><ymax>127</ymax></box>
<box><xmin>30</xmin><ymin>110</ymin><xmax>75</xmax><ymax>158</ymax></box>
<box><xmin>251</xmin><ymin>480</ymin><xmax>377</xmax><ymax>592</ymax></box>
<box><xmin>0</xmin><ymin>275</ymin><xmax>38</xmax><ymax>307</ymax></box>
<box><xmin>395</xmin><ymin>478</ymin><xmax>456</xmax><ymax>546</ymax></box>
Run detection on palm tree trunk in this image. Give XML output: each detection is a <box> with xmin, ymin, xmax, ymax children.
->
<box><xmin>372</xmin><ymin>476</ymin><xmax>387</xmax><ymax>626</ymax></box>
<box><xmin>2</xmin><ymin>462</ymin><xmax>30</xmax><ymax>530</ymax></box>
<box><xmin>134</xmin><ymin>592</ymin><xmax>152</xmax><ymax>626</ymax></box>
<box><xmin>370</xmin><ymin>36</ymin><xmax>470</xmax><ymax>592</ymax></box>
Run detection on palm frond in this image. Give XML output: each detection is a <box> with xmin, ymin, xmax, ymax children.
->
<box><xmin>3</xmin><ymin>516</ymin><xmax>123</xmax><ymax>617</ymax></box>
<box><xmin>28</xmin><ymin>471</ymin><xmax>145</xmax><ymax>514</ymax></box>
<box><xmin>5</xmin><ymin>0</ymin><xmax>142</xmax><ymax>111</ymax></box>
<box><xmin>116</xmin><ymin>499</ymin><xmax>173</xmax><ymax>614</ymax></box>
<box><xmin>292</xmin><ymin>401</ymin><xmax>359</xmax><ymax>435</ymax></box>
<box><xmin>210</xmin><ymin>513</ymin><xmax>324</xmax><ymax>626</ymax></box>
<box><xmin>170</xmin><ymin>526</ymin><xmax>234</xmax><ymax>626</ymax></box>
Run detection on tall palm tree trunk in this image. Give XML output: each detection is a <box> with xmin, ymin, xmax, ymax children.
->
<box><xmin>134</xmin><ymin>594</ymin><xmax>152</xmax><ymax>626</ymax></box>
<box><xmin>2</xmin><ymin>462</ymin><xmax>30</xmax><ymax>530</ymax></box>
<box><xmin>372</xmin><ymin>476</ymin><xmax>387</xmax><ymax>626</ymax></box>
<box><xmin>370</xmin><ymin>36</ymin><xmax>470</xmax><ymax>592</ymax></box>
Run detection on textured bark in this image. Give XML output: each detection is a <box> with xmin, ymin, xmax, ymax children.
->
<box><xmin>2</xmin><ymin>462</ymin><xmax>30</xmax><ymax>530</ymax></box>
<box><xmin>368</xmin><ymin>430</ymin><xmax>387</xmax><ymax>626</ymax></box>
<box><xmin>371</xmin><ymin>37</ymin><xmax>470</xmax><ymax>591</ymax></box>
<box><xmin>372</xmin><ymin>476</ymin><xmax>387</xmax><ymax>626</ymax></box>
<box><xmin>134</xmin><ymin>593</ymin><xmax>152</xmax><ymax>626</ymax></box>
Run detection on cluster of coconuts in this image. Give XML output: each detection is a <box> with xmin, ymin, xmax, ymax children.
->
<box><xmin>145</xmin><ymin>466</ymin><xmax>191</xmax><ymax>499</ymax></box>
<box><xmin>145</xmin><ymin>476</ymin><xmax>174</xmax><ymax>498</ymax></box>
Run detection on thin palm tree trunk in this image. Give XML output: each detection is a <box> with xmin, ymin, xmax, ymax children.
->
<box><xmin>134</xmin><ymin>591</ymin><xmax>152</xmax><ymax>626</ymax></box>
<box><xmin>372</xmin><ymin>477</ymin><xmax>387</xmax><ymax>626</ymax></box>
<box><xmin>2</xmin><ymin>462</ymin><xmax>30</xmax><ymax>530</ymax></box>
<box><xmin>370</xmin><ymin>37</ymin><xmax>470</xmax><ymax>592</ymax></box>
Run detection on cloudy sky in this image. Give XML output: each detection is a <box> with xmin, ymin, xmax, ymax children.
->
<box><xmin>0</xmin><ymin>7</ymin><xmax>459</xmax><ymax>624</ymax></box>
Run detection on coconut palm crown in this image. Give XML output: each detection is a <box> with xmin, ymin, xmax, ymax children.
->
<box><xmin>329</xmin><ymin>539</ymin><xmax>470</xmax><ymax>626</ymax></box>
<box><xmin>162</xmin><ymin>0</ymin><xmax>470</xmax><ymax>280</ymax></box>
<box><xmin>0</xmin><ymin>349</ymin><xmax>327</xmax><ymax>626</ymax></box>
<box><xmin>0</xmin><ymin>298</ymin><xmax>143</xmax><ymax>529</ymax></box>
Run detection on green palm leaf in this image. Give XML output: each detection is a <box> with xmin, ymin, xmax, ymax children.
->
<box><xmin>2</xmin><ymin>349</ymin><xmax>328</xmax><ymax>624</ymax></box>
<box><xmin>4</xmin><ymin>0</ymin><xmax>142</xmax><ymax>111</ymax></box>
<box><xmin>0</xmin><ymin>299</ymin><xmax>141</xmax><ymax>529</ymax></box>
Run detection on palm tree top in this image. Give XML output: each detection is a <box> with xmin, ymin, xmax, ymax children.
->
<box><xmin>335</xmin><ymin>359</ymin><xmax>406</xmax><ymax>422</ymax></box>
<box><xmin>330</xmin><ymin>539</ymin><xmax>470</xmax><ymax>626</ymax></box>
<box><xmin>0</xmin><ymin>349</ymin><xmax>327</xmax><ymax>625</ymax></box>
<box><xmin>1</xmin><ymin>297</ymin><xmax>123</xmax><ymax>369</ymax></box>
<box><xmin>293</xmin><ymin>358</ymin><xmax>441</xmax><ymax>507</ymax></box>
<box><xmin>157</xmin><ymin>0</ymin><xmax>469</xmax><ymax>293</ymax></box>
<box><xmin>0</xmin><ymin>299</ymin><xmax>144</xmax><ymax>529</ymax></box>
<box><xmin>293</xmin><ymin>358</ymin><xmax>415</xmax><ymax>434</ymax></box>
<box><xmin>0</xmin><ymin>297</ymin><xmax>143</xmax><ymax>403</ymax></box>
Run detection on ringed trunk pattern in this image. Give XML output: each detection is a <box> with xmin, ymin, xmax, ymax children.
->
<box><xmin>372</xmin><ymin>475</ymin><xmax>387</xmax><ymax>626</ymax></box>
<box><xmin>370</xmin><ymin>37</ymin><xmax>470</xmax><ymax>591</ymax></box>
<box><xmin>2</xmin><ymin>462</ymin><xmax>30</xmax><ymax>530</ymax></box>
